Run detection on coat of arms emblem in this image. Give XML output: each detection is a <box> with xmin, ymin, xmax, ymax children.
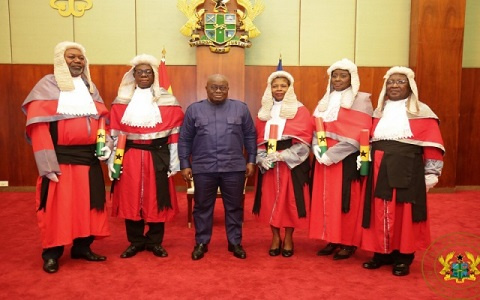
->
<box><xmin>438</xmin><ymin>251</ymin><xmax>480</xmax><ymax>283</ymax></box>
<box><xmin>178</xmin><ymin>0</ymin><xmax>265</xmax><ymax>53</ymax></box>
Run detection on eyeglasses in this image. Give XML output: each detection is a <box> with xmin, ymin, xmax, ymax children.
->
<box><xmin>208</xmin><ymin>85</ymin><xmax>228</xmax><ymax>92</ymax></box>
<box><xmin>134</xmin><ymin>69</ymin><xmax>153</xmax><ymax>76</ymax></box>
<box><xmin>386</xmin><ymin>79</ymin><xmax>409</xmax><ymax>85</ymax></box>
<box><xmin>331</xmin><ymin>74</ymin><xmax>350</xmax><ymax>79</ymax></box>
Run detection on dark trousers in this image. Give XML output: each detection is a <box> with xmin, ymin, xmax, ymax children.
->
<box><xmin>42</xmin><ymin>236</ymin><xmax>94</xmax><ymax>260</ymax></box>
<box><xmin>125</xmin><ymin>219</ymin><xmax>165</xmax><ymax>247</ymax></box>
<box><xmin>193</xmin><ymin>171</ymin><xmax>245</xmax><ymax>245</ymax></box>
<box><xmin>373</xmin><ymin>251</ymin><xmax>415</xmax><ymax>265</ymax></box>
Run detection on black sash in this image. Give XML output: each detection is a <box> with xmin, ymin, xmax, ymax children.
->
<box><xmin>362</xmin><ymin>140</ymin><xmax>426</xmax><ymax>228</ymax></box>
<box><xmin>341</xmin><ymin>151</ymin><xmax>361</xmax><ymax>213</ymax></box>
<box><xmin>39</xmin><ymin>121</ymin><xmax>106</xmax><ymax>212</ymax></box>
<box><xmin>253</xmin><ymin>139</ymin><xmax>310</xmax><ymax>218</ymax></box>
<box><xmin>112</xmin><ymin>138</ymin><xmax>171</xmax><ymax>211</ymax></box>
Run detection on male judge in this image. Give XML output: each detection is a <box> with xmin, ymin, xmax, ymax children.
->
<box><xmin>22</xmin><ymin>41</ymin><xmax>111</xmax><ymax>273</ymax></box>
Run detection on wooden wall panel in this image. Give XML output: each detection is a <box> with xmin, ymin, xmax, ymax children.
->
<box><xmin>0</xmin><ymin>65</ymin><xmax>11</xmax><ymax>182</ymax></box>
<box><xmin>89</xmin><ymin>65</ymin><xmax>131</xmax><ymax>106</ymax></box>
<box><xmin>166</xmin><ymin>66</ymin><xmax>197</xmax><ymax>110</ymax></box>
<box><xmin>245</xmin><ymin>66</ymin><xmax>273</xmax><ymax>119</ymax></box>
<box><xmin>357</xmin><ymin>67</ymin><xmax>391</xmax><ymax>108</ymax></box>
<box><xmin>293</xmin><ymin>66</ymin><xmax>328</xmax><ymax>112</ymax></box>
<box><xmin>196</xmin><ymin>47</ymin><xmax>245</xmax><ymax>102</ymax></box>
<box><xmin>9</xmin><ymin>64</ymin><xmax>53</xmax><ymax>186</ymax></box>
<box><xmin>458</xmin><ymin>69</ymin><xmax>480</xmax><ymax>185</ymax></box>
<box><xmin>3</xmin><ymin>64</ymin><xmax>479</xmax><ymax>188</ymax></box>
<box><xmin>410</xmin><ymin>0</ymin><xmax>466</xmax><ymax>188</ymax></box>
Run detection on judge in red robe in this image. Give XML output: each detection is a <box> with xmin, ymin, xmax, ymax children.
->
<box><xmin>109</xmin><ymin>54</ymin><xmax>184</xmax><ymax>259</ymax></box>
<box><xmin>253</xmin><ymin>70</ymin><xmax>313</xmax><ymax>258</ymax></box>
<box><xmin>22</xmin><ymin>41</ymin><xmax>111</xmax><ymax>274</ymax></box>
<box><xmin>309</xmin><ymin>59</ymin><xmax>373</xmax><ymax>260</ymax></box>
<box><xmin>360</xmin><ymin>66</ymin><xmax>445</xmax><ymax>276</ymax></box>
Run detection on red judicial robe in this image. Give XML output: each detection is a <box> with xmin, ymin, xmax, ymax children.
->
<box><xmin>109</xmin><ymin>101</ymin><xmax>184</xmax><ymax>222</ymax></box>
<box><xmin>360</xmin><ymin>117</ymin><xmax>444</xmax><ymax>254</ymax></box>
<box><xmin>22</xmin><ymin>75</ymin><xmax>110</xmax><ymax>248</ymax></box>
<box><xmin>255</xmin><ymin>105</ymin><xmax>313</xmax><ymax>229</ymax></box>
<box><xmin>309</xmin><ymin>93</ymin><xmax>373</xmax><ymax>246</ymax></box>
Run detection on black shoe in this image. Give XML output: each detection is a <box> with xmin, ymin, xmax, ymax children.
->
<box><xmin>192</xmin><ymin>243</ymin><xmax>208</xmax><ymax>260</ymax></box>
<box><xmin>363</xmin><ymin>259</ymin><xmax>391</xmax><ymax>269</ymax></box>
<box><xmin>146</xmin><ymin>244</ymin><xmax>168</xmax><ymax>258</ymax></box>
<box><xmin>120</xmin><ymin>245</ymin><xmax>145</xmax><ymax>258</ymax></box>
<box><xmin>392</xmin><ymin>263</ymin><xmax>410</xmax><ymax>276</ymax></box>
<box><xmin>317</xmin><ymin>243</ymin><xmax>339</xmax><ymax>256</ymax></box>
<box><xmin>282</xmin><ymin>243</ymin><xmax>294</xmax><ymax>258</ymax></box>
<box><xmin>228</xmin><ymin>244</ymin><xmax>246</xmax><ymax>259</ymax></box>
<box><xmin>333</xmin><ymin>246</ymin><xmax>357</xmax><ymax>260</ymax></box>
<box><xmin>43</xmin><ymin>258</ymin><xmax>59</xmax><ymax>273</ymax></box>
<box><xmin>71</xmin><ymin>249</ymin><xmax>106</xmax><ymax>261</ymax></box>
<box><xmin>269</xmin><ymin>240</ymin><xmax>282</xmax><ymax>257</ymax></box>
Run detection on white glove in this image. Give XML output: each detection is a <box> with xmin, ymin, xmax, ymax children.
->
<box><xmin>97</xmin><ymin>146</ymin><xmax>112</xmax><ymax>161</ymax></box>
<box><xmin>320</xmin><ymin>154</ymin><xmax>333</xmax><ymax>166</ymax></box>
<box><xmin>107</xmin><ymin>155</ymin><xmax>116</xmax><ymax>181</ymax></box>
<box><xmin>260</xmin><ymin>156</ymin><xmax>274</xmax><ymax>170</ymax></box>
<box><xmin>313</xmin><ymin>145</ymin><xmax>322</xmax><ymax>163</ymax></box>
<box><xmin>46</xmin><ymin>172</ymin><xmax>59</xmax><ymax>182</ymax></box>
<box><xmin>357</xmin><ymin>151</ymin><xmax>372</xmax><ymax>170</ymax></box>
<box><xmin>168</xmin><ymin>171</ymin><xmax>177</xmax><ymax>178</ymax></box>
<box><xmin>267</xmin><ymin>151</ymin><xmax>283</xmax><ymax>162</ymax></box>
<box><xmin>425</xmin><ymin>174</ymin><xmax>438</xmax><ymax>192</ymax></box>
<box><xmin>168</xmin><ymin>143</ymin><xmax>180</xmax><ymax>174</ymax></box>
<box><xmin>356</xmin><ymin>155</ymin><xmax>361</xmax><ymax>170</ymax></box>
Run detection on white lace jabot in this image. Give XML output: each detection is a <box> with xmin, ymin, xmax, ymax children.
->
<box><xmin>373</xmin><ymin>99</ymin><xmax>413</xmax><ymax>140</ymax></box>
<box><xmin>121</xmin><ymin>87</ymin><xmax>162</xmax><ymax>128</ymax></box>
<box><xmin>317</xmin><ymin>90</ymin><xmax>342</xmax><ymax>122</ymax></box>
<box><xmin>57</xmin><ymin>77</ymin><xmax>98</xmax><ymax>116</ymax></box>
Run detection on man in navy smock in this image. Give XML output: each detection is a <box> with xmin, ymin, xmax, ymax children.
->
<box><xmin>178</xmin><ymin>74</ymin><xmax>257</xmax><ymax>260</ymax></box>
